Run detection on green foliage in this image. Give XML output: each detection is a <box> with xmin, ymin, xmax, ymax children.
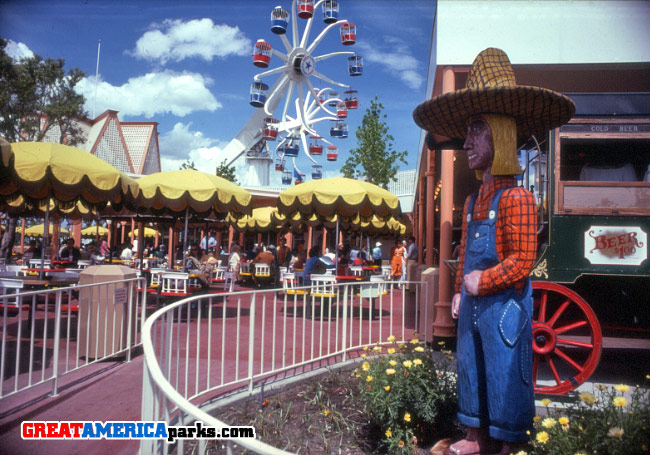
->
<box><xmin>528</xmin><ymin>382</ymin><xmax>650</xmax><ymax>455</ymax></box>
<box><xmin>356</xmin><ymin>337</ymin><xmax>458</xmax><ymax>454</ymax></box>
<box><xmin>0</xmin><ymin>38</ymin><xmax>87</xmax><ymax>145</ymax></box>
<box><xmin>341</xmin><ymin>95</ymin><xmax>408</xmax><ymax>189</ymax></box>
<box><xmin>179</xmin><ymin>159</ymin><xmax>196</xmax><ymax>170</ymax></box>
<box><xmin>216</xmin><ymin>158</ymin><xmax>238</xmax><ymax>184</ymax></box>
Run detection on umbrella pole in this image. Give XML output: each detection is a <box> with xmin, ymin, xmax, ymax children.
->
<box><xmin>41</xmin><ymin>204</ymin><xmax>50</xmax><ymax>280</ymax></box>
<box><xmin>334</xmin><ymin>219</ymin><xmax>339</xmax><ymax>272</ymax></box>
<box><xmin>182</xmin><ymin>207</ymin><xmax>189</xmax><ymax>271</ymax></box>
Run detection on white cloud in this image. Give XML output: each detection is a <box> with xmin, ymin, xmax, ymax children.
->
<box><xmin>77</xmin><ymin>71</ymin><xmax>220</xmax><ymax>118</ymax></box>
<box><xmin>357</xmin><ymin>39</ymin><xmax>424</xmax><ymax>89</ymax></box>
<box><xmin>129</xmin><ymin>18</ymin><xmax>251</xmax><ymax>65</ymax></box>
<box><xmin>159</xmin><ymin>122</ymin><xmax>249</xmax><ymax>179</ymax></box>
<box><xmin>4</xmin><ymin>40</ymin><xmax>34</xmax><ymax>60</ymax></box>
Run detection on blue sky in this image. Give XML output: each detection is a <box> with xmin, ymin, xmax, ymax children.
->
<box><xmin>0</xmin><ymin>0</ymin><xmax>435</xmax><ymax>185</ymax></box>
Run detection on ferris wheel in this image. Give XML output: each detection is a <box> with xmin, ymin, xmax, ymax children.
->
<box><xmin>222</xmin><ymin>0</ymin><xmax>362</xmax><ymax>186</ymax></box>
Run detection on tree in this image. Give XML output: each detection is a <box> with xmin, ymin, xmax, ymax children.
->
<box><xmin>341</xmin><ymin>95</ymin><xmax>408</xmax><ymax>189</ymax></box>
<box><xmin>0</xmin><ymin>38</ymin><xmax>87</xmax><ymax>145</ymax></box>
<box><xmin>180</xmin><ymin>159</ymin><xmax>196</xmax><ymax>170</ymax></box>
<box><xmin>216</xmin><ymin>159</ymin><xmax>238</xmax><ymax>184</ymax></box>
<box><xmin>0</xmin><ymin>39</ymin><xmax>87</xmax><ymax>260</ymax></box>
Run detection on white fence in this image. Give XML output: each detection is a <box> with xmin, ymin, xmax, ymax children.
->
<box><xmin>0</xmin><ymin>277</ymin><xmax>146</xmax><ymax>401</ymax></box>
<box><xmin>141</xmin><ymin>280</ymin><xmax>429</xmax><ymax>455</ymax></box>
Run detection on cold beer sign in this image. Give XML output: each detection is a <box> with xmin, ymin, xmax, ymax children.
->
<box><xmin>584</xmin><ymin>226</ymin><xmax>647</xmax><ymax>266</ymax></box>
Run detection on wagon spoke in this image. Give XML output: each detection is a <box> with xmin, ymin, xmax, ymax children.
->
<box><xmin>546</xmin><ymin>299</ymin><xmax>570</xmax><ymax>328</ymax></box>
<box><xmin>554</xmin><ymin>347</ymin><xmax>584</xmax><ymax>372</ymax></box>
<box><xmin>557</xmin><ymin>337</ymin><xmax>593</xmax><ymax>349</ymax></box>
<box><xmin>538</xmin><ymin>290</ymin><xmax>548</xmax><ymax>323</ymax></box>
<box><xmin>554</xmin><ymin>320</ymin><xmax>588</xmax><ymax>335</ymax></box>
<box><xmin>547</xmin><ymin>356</ymin><xmax>562</xmax><ymax>386</ymax></box>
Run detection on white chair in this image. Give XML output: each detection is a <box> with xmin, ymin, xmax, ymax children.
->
<box><xmin>211</xmin><ymin>266</ymin><xmax>226</xmax><ymax>283</ymax></box>
<box><xmin>77</xmin><ymin>259</ymin><xmax>92</xmax><ymax>269</ymax></box>
<box><xmin>223</xmin><ymin>269</ymin><xmax>236</xmax><ymax>292</ymax></box>
<box><xmin>360</xmin><ymin>276</ymin><xmax>386</xmax><ymax>319</ymax></box>
<box><xmin>310</xmin><ymin>274</ymin><xmax>337</xmax><ymax>298</ymax></box>
<box><xmin>278</xmin><ymin>266</ymin><xmax>288</xmax><ymax>276</ymax></box>
<box><xmin>0</xmin><ymin>277</ymin><xmax>25</xmax><ymax>309</ymax></box>
<box><xmin>239</xmin><ymin>262</ymin><xmax>251</xmax><ymax>278</ymax></box>
<box><xmin>160</xmin><ymin>272</ymin><xmax>190</xmax><ymax>296</ymax></box>
<box><xmin>381</xmin><ymin>265</ymin><xmax>392</xmax><ymax>280</ymax></box>
<box><xmin>149</xmin><ymin>268</ymin><xmax>166</xmax><ymax>288</ymax></box>
<box><xmin>5</xmin><ymin>265</ymin><xmax>28</xmax><ymax>276</ymax></box>
<box><xmin>349</xmin><ymin>265</ymin><xmax>363</xmax><ymax>277</ymax></box>
<box><xmin>282</xmin><ymin>271</ymin><xmax>307</xmax><ymax>296</ymax></box>
<box><xmin>254</xmin><ymin>263</ymin><xmax>271</xmax><ymax>278</ymax></box>
<box><xmin>30</xmin><ymin>259</ymin><xmax>50</xmax><ymax>269</ymax></box>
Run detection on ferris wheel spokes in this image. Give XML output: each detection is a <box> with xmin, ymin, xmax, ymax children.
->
<box><xmin>312</xmin><ymin>70</ymin><xmax>350</xmax><ymax>89</ymax></box>
<box><xmin>279</xmin><ymin>33</ymin><xmax>293</xmax><ymax>53</ymax></box>
<box><xmin>254</xmin><ymin>65</ymin><xmax>288</xmax><ymax>81</ymax></box>
<box><xmin>314</xmin><ymin>51</ymin><xmax>355</xmax><ymax>63</ymax></box>
<box><xmin>281</xmin><ymin>81</ymin><xmax>296</xmax><ymax>127</ymax></box>
<box><xmin>307</xmin><ymin>19</ymin><xmax>348</xmax><ymax>54</ymax></box>
<box><xmin>263</xmin><ymin>75</ymin><xmax>291</xmax><ymax>115</ymax></box>
<box><xmin>305</xmin><ymin>80</ymin><xmax>337</xmax><ymax>117</ymax></box>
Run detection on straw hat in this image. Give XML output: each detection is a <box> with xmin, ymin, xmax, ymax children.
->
<box><xmin>413</xmin><ymin>48</ymin><xmax>575</xmax><ymax>142</ymax></box>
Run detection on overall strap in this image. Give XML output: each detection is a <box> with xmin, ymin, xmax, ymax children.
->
<box><xmin>466</xmin><ymin>193</ymin><xmax>479</xmax><ymax>222</ymax></box>
<box><xmin>486</xmin><ymin>188</ymin><xmax>509</xmax><ymax>225</ymax></box>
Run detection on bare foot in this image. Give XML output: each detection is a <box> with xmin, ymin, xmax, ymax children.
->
<box><xmin>448</xmin><ymin>427</ymin><xmax>500</xmax><ymax>455</ymax></box>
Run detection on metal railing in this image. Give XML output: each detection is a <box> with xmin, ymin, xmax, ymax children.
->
<box><xmin>141</xmin><ymin>279</ymin><xmax>429</xmax><ymax>455</ymax></box>
<box><xmin>0</xmin><ymin>277</ymin><xmax>146</xmax><ymax>401</ymax></box>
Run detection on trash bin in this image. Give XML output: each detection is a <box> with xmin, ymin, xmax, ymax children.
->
<box><xmin>418</xmin><ymin>267</ymin><xmax>439</xmax><ymax>340</ymax></box>
<box><xmin>78</xmin><ymin>265</ymin><xmax>138</xmax><ymax>359</ymax></box>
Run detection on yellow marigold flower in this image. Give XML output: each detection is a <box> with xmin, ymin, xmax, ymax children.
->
<box><xmin>366</xmin><ymin>375</ymin><xmax>373</xmax><ymax>382</ymax></box>
<box><xmin>361</xmin><ymin>354</ymin><xmax>367</xmax><ymax>359</ymax></box>
<box><xmin>404</xmin><ymin>413</ymin><xmax>411</xmax><ymax>422</ymax></box>
<box><xmin>415</xmin><ymin>346</ymin><xmax>424</xmax><ymax>352</ymax></box>
<box><xmin>447</xmin><ymin>355</ymin><xmax>455</xmax><ymax>360</ymax></box>
<box><xmin>385</xmin><ymin>428</ymin><xmax>392</xmax><ymax>438</ymax></box>
<box><xmin>398</xmin><ymin>441</ymin><xmax>405</xmax><ymax>448</ymax></box>
<box><xmin>363</xmin><ymin>346</ymin><xmax>368</xmax><ymax>351</ymax></box>
<box><xmin>384</xmin><ymin>385</ymin><xmax>390</xmax><ymax>391</ymax></box>
<box><xmin>386</xmin><ymin>368</ymin><xmax>396</xmax><ymax>375</ymax></box>
<box><xmin>533</xmin><ymin>416</ymin><xmax>541</xmax><ymax>423</ymax></box>
<box><xmin>575</xmin><ymin>452</ymin><xmax>586</xmax><ymax>455</ymax></box>
<box><xmin>373</xmin><ymin>346</ymin><xmax>381</xmax><ymax>352</ymax></box>
<box><xmin>355</xmin><ymin>373</ymin><xmax>361</xmax><ymax>378</ymax></box>
<box><xmin>540</xmin><ymin>398</ymin><xmax>552</xmax><ymax>406</ymax></box>
<box><xmin>387</xmin><ymin>335</ymin><xmax>396</xmax><ymax>342</ymax></box>
<box><xmin>535</xmin><ymin>431</ymin><xmax>549</xmax><ymax>444</ymax></box>
<box><xmin>403</xmin><ymin>360</ymin><xmax>413</xmax><ymax>368</ymax></box>
<box><xmin>558</xmin><ymin>417</ymin><xmax>569</xmax><ymax>425</ymax></box>
<box><xmin>323</xmin><ymin>409</ymin><xmax>330</xmax><ymax>416</ymax></box>
<box><xmin>614</xmin><ymin>384</ymin><xmax>630</xmax><ymax>393</ymax></box>
<box><xmin>613</xmin><ymin>396</ymin><xmax>628</xmax><ymax>407</ymax></box>
<box><xmin>387</xmin><ymin>348</ymin><xmax>396</xmax><ymax>354</ymax></box>
<box><xmin>607</xmin><ymin>427</ymin><xmax>624</xmax><ymax>438</ymax></box>
<box><xmin>514</xmin><ymin>451</ymin><xmax>527</xmax><ymax>455</ymax></box>
<box><xmin>410</xmin><ymin>338</ymin><xmax>419</xmax><ymax>344</ymax></box>
<box><xmin>362</xmin><ymin>361</ymin><xmax>370</xmax><ymax>371</ymax></box>
<box><xmin>579</xmin><ymin>391</ymin><xmax>598</xmax><ymax>405</ymax></box>
<box><xmin>413</xmin><ymin>358</ymin><xmax>422</xmax><ymax>366</ymax></box>
<box><xmin>437</xmin><ymin>340</ymin><xmax>445</xmax><ymax>345</ymax></box>
<box><xmin>389</xmin><ymin>360</ymin><xmax>397</xmax><ymax>366</ymax></box>
<box><xmin>542</xmin><ymin>418</ymin><xmax>556</xmax><ymax>428</ymax></box>
<box><xmin>596</xmin><ymin>384</ymin><xmax>607</xmax><ymax>391</ymax></box>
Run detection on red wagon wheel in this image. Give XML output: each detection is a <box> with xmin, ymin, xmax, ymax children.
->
<box><xmin>532</xmin><ymin>282</ymin><xmax>602</xmax><ymax>394</ymax></box>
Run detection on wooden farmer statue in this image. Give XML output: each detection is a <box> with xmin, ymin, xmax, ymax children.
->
<box><xmin>413</xmin><ymin>48</ymin><xmax>575</xmax><ymax>454</ymax></box>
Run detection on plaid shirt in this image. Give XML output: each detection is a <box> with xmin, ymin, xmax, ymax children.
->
<box><xmin>454</xmin><ymin>177</ymin><xmax>537</xmax><ymax>295</ymax></box>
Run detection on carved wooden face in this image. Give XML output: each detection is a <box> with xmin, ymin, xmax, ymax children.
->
<box><xmin>463</xmin><ymin>116</ymin><xmax>494</xmax><ymax>172</ymax></box>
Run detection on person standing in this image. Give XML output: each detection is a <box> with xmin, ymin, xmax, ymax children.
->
<box><xmin>406</xmin><ymin>236</ymin><xmax>418</xmax><ymax>274</ymax></box>
<box><xmin>371</xmin><ymin>241</ymin><xmax>382</xmax><ymax>267</ymax></box>
<box><xmin>400</xmin><ymin>239</ymin><xmax>408</xmax><ymax>283</ymax></box>
<box><xmin>389</xmin><ymin>239</ymin><xmax>405</xmax><ymax>282</ymax></box>
<box><xmin>413</xmin><ymin>48</ymin><xmax>575</xmax><ymax>455</ymax></box>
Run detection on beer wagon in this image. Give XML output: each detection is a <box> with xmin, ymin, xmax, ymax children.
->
<box><xmin>524</xmin><ymin>93</ymin><xmax>650</xmax><ymax>394</ymax></box>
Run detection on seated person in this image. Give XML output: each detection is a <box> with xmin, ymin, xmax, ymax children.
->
<box><xmin>86</xmin><ymin>243</ymin><xmax>105</xmax><ymax>265</ymax></box>
<box><xmin>291</xmin><ymin>251</ymin><xmax>306</xmax><ymax>270</ymax></box>
<box><xmin>120</xmin><ymin>243</ymin><xmax>134</xmax><ymax>260</ymax></box>
<box><xmin>303</xmin><ymin>246</ymin><xmax>321</xmax><ymax>285</ymax></box>
<box><xmin>252</xmin><ymin>248</ymin><xmax>275</xmax><ymax>287</ymax></box>
<box><xmin>186</xmin><ymin>245</ymin><xmax>209</xmax><ymax>288</ymax></box>
<box><xmin>59</xmin><ymin>238</ymin><xmax>81</xmax><ymax>263</ymax></box>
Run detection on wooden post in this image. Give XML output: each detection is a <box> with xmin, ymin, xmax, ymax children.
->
<box><xmin>418</xmin><ymin>176</ymin><xmax>425</xmax><ymax>265</ymax></box>
<box><xmin>433</xmin><ymin>66</ymin><xmax>457</xmax><ymax>338</ymax></box>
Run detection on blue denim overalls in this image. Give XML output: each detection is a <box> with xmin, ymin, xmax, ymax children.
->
<box><xmin>456</xmin><ymin>188</ymin><xmax>534</xmax><ymax>443</ymax></box>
